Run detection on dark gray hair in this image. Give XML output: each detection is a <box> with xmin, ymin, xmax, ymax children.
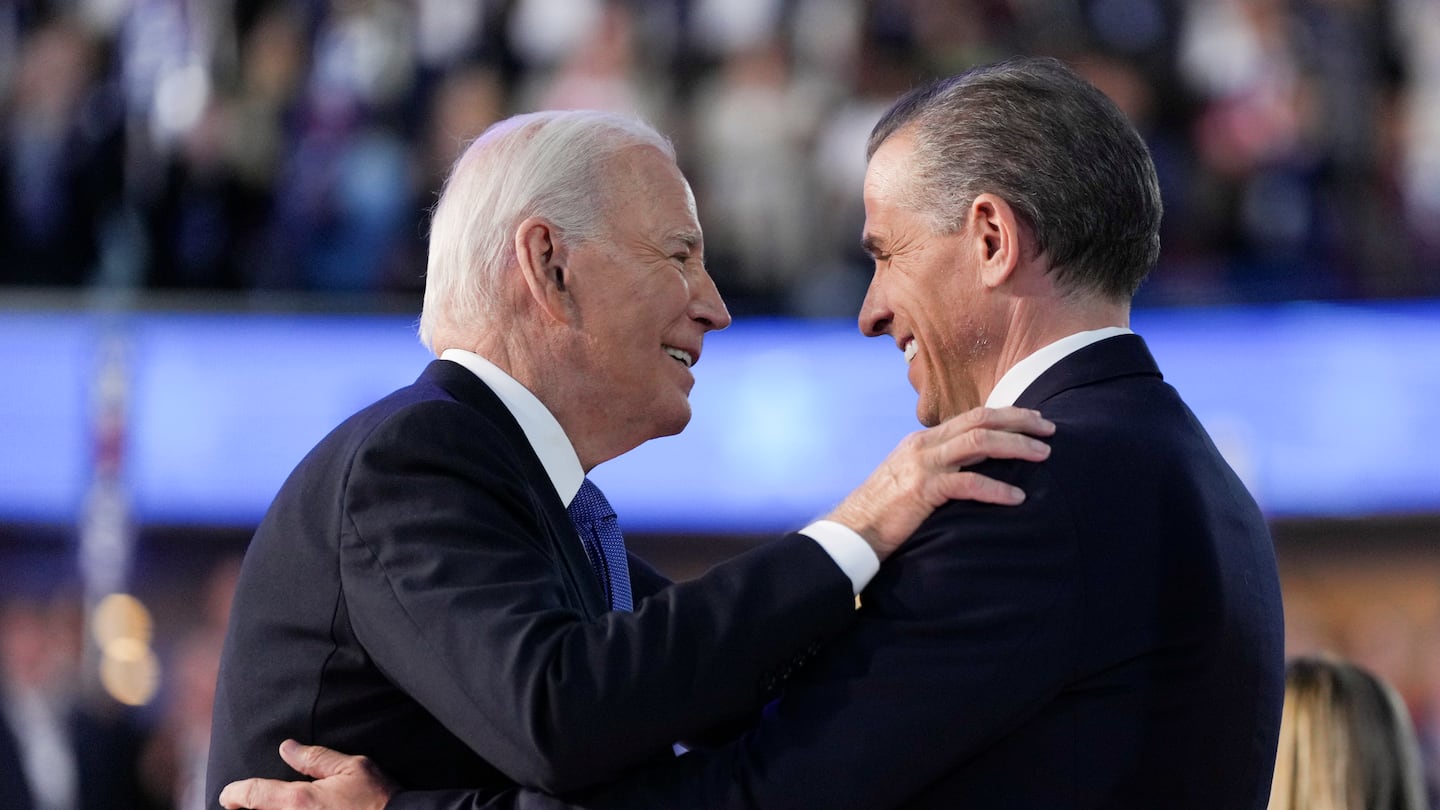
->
<box><xmin>867</xmin><ymin>57</ymin><xmax>1162</xmax><ymax>300</ymax></box>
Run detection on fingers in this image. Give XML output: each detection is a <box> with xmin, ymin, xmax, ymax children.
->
<box><xmin>937</xmin><ymin>470</ymin><xmax>1027</xmax><ymax>506</ymax></box>
<box><xmin>219</xmin><ymin>742</ymin><xmax>393</xmax><ymax>810</ymax></box>
<box><xmin>278</xmin><ymin>739</ymin><xmax>352</xmax><ymax>780</ymax></box>
<box><xmin>944</xmin><ymin>406</ymin><xmax>1055</xmax><ymax>438</ymax></box>
<box><xmin>921</xmin><ymin>407</ymin><xmax>1051</xmax><ymax>468</ymax></box>
<box><xmin>925</xmin><ymin>409</ymin><xmax>1054</xmax><ymax>505</ymax></box>
<box><xmin>219</xmin><ymin>778</ymin><xmax>314</xmax><ymax>810</ymax></box>
<box><xmin>945</xmin><ymin>427</ymin><xmax>1052</xmax><ymax>470</ymax></box>
<box><xmin>826</xmin><ymin>407</ymin><xmax>1055</xmax><ymax>559</ymax></box>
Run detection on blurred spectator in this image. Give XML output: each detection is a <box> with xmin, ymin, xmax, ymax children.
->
<box><xmin>146</xmin><ymin>3</ymin><xmax>309</xmax><ymax>290</ymax></box>
<box><xmin>1268</xmin><ymin>654</ymin><xmax>1427</xmax><ymax>810</ymax></box>
<box><xmin>690</xmin><ymin>34</ymin><xmax>825</xmax><ymax>312</ymax></box>
<box><xmin>800</xmin><ymin>4</ymin><xmax>915</xmax><ymax>317</ymax></box>
<box><xmin>0</xmin><ymin>0</ymin><xmax>1436</xmax><ymax>308</ymax></box>
<box><xmin>420</xmin><ymin>64</ymin><xmax>504</xmax><ymax>192</ymax></box>
<box><xmin>257</xmin><ymin>0</ymin><xmax>417</xmax><ymax>292</ymax></box>
<box><xmin>138</xmin><ymin>555</ymin><xmax>240</xmax><ymax>810</ymax></box>
<box><xmin>0</xmin><ymin>583</ymin><xmax>146</xmax><ymax>809</ymax></box>
<box><xmin>520</xmin><ymin>0</ymin><xmax>669</xmax><ymax>119</ymax></box>
<box><xmin>0</xmin><ymin>15</ymin><xmax>123</xmax><ymax>286</ymax></box>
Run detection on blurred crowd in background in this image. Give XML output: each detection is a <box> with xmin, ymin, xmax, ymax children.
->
<box><xmin>5</xmin><ymin>0</ymin><xmax>1440</xmax><ymax>808</ymax></box>
<box><xmin>2</xmin><ymin>0</ymin><xmax>1439</xmax><ymax>316</ymax></box>
<box><xmin>1</xmin><ymin>549</ymin><xmax>239</xmax><ymax>808</ymax></box>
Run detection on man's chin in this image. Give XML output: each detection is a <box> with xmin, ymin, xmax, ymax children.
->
<box><xmin>915</xmin><ymin>398</ymin><xmax>941</xmax><ymax>428</ymax></box>
<box><xmin>649</xmin><ymin>402</ymin><xmax>692</xmax><ymax>440</ymax></box>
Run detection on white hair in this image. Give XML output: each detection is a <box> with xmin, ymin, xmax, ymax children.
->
<box><xmin>419</xmin><ymin>110</ymin><xmax>676</xmax><ymax>351</ymax></box>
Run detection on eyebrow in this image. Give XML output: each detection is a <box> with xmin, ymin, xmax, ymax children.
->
<box><xmin>671</xmin><ymin>230</ymin><xmax>703</xmax><ymax>251</ymax></box>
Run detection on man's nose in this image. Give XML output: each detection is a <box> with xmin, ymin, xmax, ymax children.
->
<box><xmin>690</xmin><ymin>267</ymin><xmax>732</xmax><ymax>332</ymax></box>
<box><xmin>858</xmin><ymin>279</ymin><xmax>891</xmax><ymax>337</ymax></box>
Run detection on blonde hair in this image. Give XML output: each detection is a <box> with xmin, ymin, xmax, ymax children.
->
<box><xmin>1268</xmin><ymin>655</ymin><xmax>1426</xmax><ymax>810</ymax></box>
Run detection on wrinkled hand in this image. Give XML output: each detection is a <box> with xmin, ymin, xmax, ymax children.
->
<box><xmin>219</xmin><ymin>739</ymin><xmax>396</xmax><ymax>810</ymax></box>
<box><xmin>828</xmin><ymin>406</ymin><xmax>1054</xmax><ymax>560</ymax></box>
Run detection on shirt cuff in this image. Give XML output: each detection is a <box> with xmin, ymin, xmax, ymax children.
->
<box><xmin>798</xmin><ymin>520</ymin><xmax>880</xmax><ymax>594</ymax></box>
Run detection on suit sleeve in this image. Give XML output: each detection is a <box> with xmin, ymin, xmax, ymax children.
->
<box><xmin>624</xmin><ymin>553</ymin><xmax>671</xmax><ymax>601</ymax></box>
<box><xmin>592</xmin><ymin>458</ymin><xmax>1081</xmax><ymax>808</ymax></box>
<box><xmin>378</xmin><ymin>459</ymin><xmax>1081</xmax><ymax>810</ymax></box>
<box><xmin>340</xmin><ymin>400</ymin><xmax>855</xmax><ymax>795</ymax></box>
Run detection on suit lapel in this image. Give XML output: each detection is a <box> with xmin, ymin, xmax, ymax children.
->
<box><xmin>418</xmin><ymin>360</ymin><xmax>611</xmax><ymax>618</ymax></box>
<box><xmin>1013</xmin><ymin>334</ymin><xmax>1163</xmax><ymax>410</ymax></box>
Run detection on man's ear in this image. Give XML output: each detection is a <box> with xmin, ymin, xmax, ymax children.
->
<box><xmin>968</xmin><ymin>193</ymin><xmax>1022</xmax><ymax>289</ymax></box>
<box><xmin>515</xmin><ymin>216</ymin><xmax>575</xmax><ymax>324</ymax></box>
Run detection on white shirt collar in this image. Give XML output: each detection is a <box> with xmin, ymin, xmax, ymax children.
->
<box><xmin>984</xmin><ymin>326</ymin><xmax>1133</xmax><ymax>408</ymax></box>
<box><xmin>439</xmin><ymin>348</ymin><xmax>585</xmax><ymax>506</ymax></box>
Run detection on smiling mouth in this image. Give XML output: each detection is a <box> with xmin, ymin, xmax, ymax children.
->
<box><xmin>903</xmin><ymin>339</ymin><xmax>917</xmax><ymax>364</ymax></box>
<box><xmin>663</xmin><ymin>345</ymin><xmax>694</xmax><ymax>368</ymax></box>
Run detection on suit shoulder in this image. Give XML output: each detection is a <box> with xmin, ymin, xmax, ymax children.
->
<box><xmin>269</xmin><ymin>381</ymin><xmax>533</xmax><ymax>517</ymax></box>
<box><xmin>1033</xmin><ymin>376</ymin><xmax>1223</xmax><ymax>476</ymax></box>
<box><xmin>319</xmin><ymin>380</ymin><xmax>516</xmax><ymax>458</ymax></box>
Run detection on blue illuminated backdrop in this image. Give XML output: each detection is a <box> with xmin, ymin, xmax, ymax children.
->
<box><xmin>2</xmin><ymin>302</ymin><xmax>1436</xmax><ymax>532</ymax></box>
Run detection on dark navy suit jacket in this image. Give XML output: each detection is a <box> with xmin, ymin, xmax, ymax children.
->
<box><xmin>205</xmin><ymin>359</ymin><xmax>855</xmax><ymax>807</ymax></box>
<box><xmin>392</xmin><ymin>334</ymin><xmax>1286</xmax><ymax>809</ymax></box>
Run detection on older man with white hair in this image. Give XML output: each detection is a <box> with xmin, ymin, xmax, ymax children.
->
<box><xmin>206</xmin><ymin>109</ymin><xmax>1053</xmax><ymax>809</ymax></box>
<box><xmin>221</xmin><ymin>56</ymin><xmax>1284</xmax><ymax>810</ymax></box>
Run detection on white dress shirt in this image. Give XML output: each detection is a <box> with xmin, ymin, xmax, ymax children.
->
<box><xmin>438</xmin><ymin>349</ymin><xmax>879</xmax><ymax>593</ymax></box>
<box><xmin>2</xmin><ymin>686</ymin><xmax>79</xmax><ymax>810</ymax></box>
<box><xmin>985</xmin><ymin>327</ymin><xmax>1133</xmax><ymax>408</ymax></box>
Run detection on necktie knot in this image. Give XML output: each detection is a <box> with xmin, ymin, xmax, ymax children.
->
<box><xmin>568</xmin><ymin>478</ymin><xmax>616</xmax><ymax>524</ymax></box>
<box><xmin>567</xmin><ymin>479</ymin><xmax>632</xmax><ymax>612</ymax></box>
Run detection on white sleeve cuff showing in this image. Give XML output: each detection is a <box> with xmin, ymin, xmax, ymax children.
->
<box><xmin>798</xmin><ymin>520</ymin><xmax>880</xmax><ymax>594</ymax></box>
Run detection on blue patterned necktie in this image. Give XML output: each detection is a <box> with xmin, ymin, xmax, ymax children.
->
<box><xmin>566</xmin><ymin>478</ymin><xmax>633</xmax><ymax>612</ymax></box>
